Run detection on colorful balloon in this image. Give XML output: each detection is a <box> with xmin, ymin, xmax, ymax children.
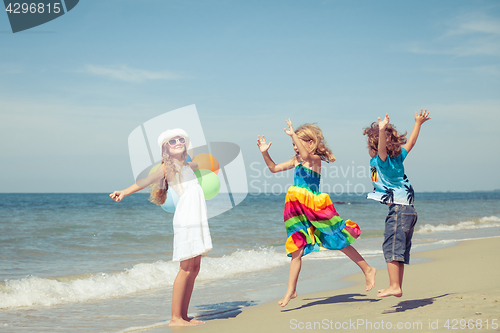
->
<box><xmin>148</xmin><ymin>163</ymin><xmax>161</xmax><ymax>176</ymax></box>
<box><xmin>161</xmin><ymin>188</ymin><xmax>179</xmax><ymax>213</ymax></box>
<box><xmin>195</xmin><ymin>169</ymin><xmax>221</xmax><ymax>200</ymax></box>
<box><xmin>151</xmin><ymin>154</ymin><xmax>201</xmax><ymax>211</ymax></box>
<box><xmin>193</xmin><ymin>153</ymin><xmax>219</xmax><ymax>174</ymax></box>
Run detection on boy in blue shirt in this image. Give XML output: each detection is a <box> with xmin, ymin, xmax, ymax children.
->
<box><xmin>363</xmin><ymin>110</ymin><xmax>431</xmax><ymax>297</ymax></box>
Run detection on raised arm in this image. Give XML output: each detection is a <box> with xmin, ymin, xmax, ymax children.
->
<box><xmin>402</xmin><ymin>109</ymin><xmax>431</xmax><ymax>154</ymax></box>
<box><xmin>257</xmin><ymin>135</ymin><xmax>295</xmax><ymax>173</ymax></box>
<box><xmin>284</xmin><ymin>118</ymin><xmax>320</xmax><ymax>164</ymax></box>
<box><xmin>110</xmin><ymin>166</ymin><xmax>164</xmax><ymax>202</ymax></box>
<box><xmin>377</xmin><ymin>113</ymin><xmax>390</xmax><ymax>162</ymax></box>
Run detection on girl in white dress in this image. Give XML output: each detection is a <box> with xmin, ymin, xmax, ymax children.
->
<box><xmin>110</xmin><ymin>129</ymin><xmax>212</xmax><ymax>327</ymax></box>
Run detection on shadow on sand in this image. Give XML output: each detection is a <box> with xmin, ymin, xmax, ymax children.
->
<box><xmin>382</xmin><ymin>294</ymin><xmax>451</xmax><ymax>314</ymax></box>
<box><xmin>281</xmin><ymin>293</ymin><xmax>381</xmax><ymax>312</ymax></box>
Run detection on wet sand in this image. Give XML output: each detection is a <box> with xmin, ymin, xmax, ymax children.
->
<box><xmin>190</xmin><ymin>237</ymin><xmax>500</xmax><ymax>332</ymax></box>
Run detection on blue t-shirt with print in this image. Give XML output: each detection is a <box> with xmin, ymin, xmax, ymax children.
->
<box><xmin>367</xmin><ymin>148</ymin><xmax>414</xmax><ymax>205</ymax></box>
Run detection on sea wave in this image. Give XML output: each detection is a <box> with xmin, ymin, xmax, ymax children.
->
<box><xmin>0</xmin><ymin>248</ymin><xmax>287</xmax><ymax>309</ymax></box>
<box><xmin>416</xmin><ymin>215</ymin><xmax>500</xmax><ymax>234</ymax></box>
<box><xmin>305</xmin><ymin>248</ymin><xmax>383</xmax><ymax>260</ymax></box>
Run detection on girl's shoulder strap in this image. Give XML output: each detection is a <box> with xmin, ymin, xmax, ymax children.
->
<box><xmin>317</xmin><ymin>153</ymin><xmax>330</xmax><ymax>163</ymax></box>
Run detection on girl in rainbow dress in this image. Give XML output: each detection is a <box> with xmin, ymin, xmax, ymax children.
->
<box><xmin>257</xmin><ymin>119</ymin><xmax>376</xmax><ymax>307</ymax></box>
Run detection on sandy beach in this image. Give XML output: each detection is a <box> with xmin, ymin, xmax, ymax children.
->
<box><xmin>188</xmin><ymin>237</ymin><xmax>500</xmax><ymax>332</ymax></box>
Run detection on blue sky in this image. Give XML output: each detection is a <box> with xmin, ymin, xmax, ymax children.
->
<box><xmin>1</xmin><ymin>0</ymin><xmax>499</xmax><ymax>193</ymax></box>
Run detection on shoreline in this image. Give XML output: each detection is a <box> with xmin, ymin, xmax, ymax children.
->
<box><xmin>188</xmin><ymin>237</ymin><xmax>500</xmax><ymax>332</ymax></box>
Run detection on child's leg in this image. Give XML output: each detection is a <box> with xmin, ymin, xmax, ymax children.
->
<box><xmin>278</xmin><ymin>247</ymin><xmax>304</xmax><ymax>307</ymax></box>
<box><xmin>170</xmin><ymin>257</ymin><xmax>201</xmax><ymax>326</ymax></box>
<box><xmin>399</xmin><ymin>262</ymin><xmax>404</xmax><ymax>288</ymax></box>
<box><xmin>378</xmin><ymin>260</ymin><xmax>403</xmax><ymax>297</ymax></box>
<box><xmin>182</xmin><ymin>256</ymin><xmax>204</xmax><ymax>324</ymax></box>
<box><xmin>340</xmin><ymin>245</ymin><xmax>376</xmax><ymax>291</ymax></box>
<box><xmin>378</xmin><ymin>204</ymin><xmax>416</xmax><ymax>298</ymax></box>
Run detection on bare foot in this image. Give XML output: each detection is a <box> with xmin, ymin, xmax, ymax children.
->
<box><xmin>377</xmin><ymin>286</ymin><xmax>402</xmax><ymax>298</ymax></box>
<box><xmin>169</xmin><ymin>318</ymin><xmax>197</xmax><ymax>326</ymax></box>
<box><xmin>365</xmin><ymin>267</ymin><xmax>376</xmax><ymax>291</ymax></box>
<box><xmin>278</xmin><ymin>291</ymin><xmax>297</xmax><ymax>307</ymax></box>
<box><xmin>188</xmin><ymin>318</ymin><xmax>205</xmax><ymax>325</ymax></box>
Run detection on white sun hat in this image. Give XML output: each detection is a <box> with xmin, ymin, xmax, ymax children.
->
<box><xmin>157</xmin><ymin>128</ymin><xmax>190</xmax><ymax>154</ymax></box>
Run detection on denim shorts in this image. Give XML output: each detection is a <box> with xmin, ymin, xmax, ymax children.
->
<box><xmin>383</xmin><ymin>204</ymin><xmax>418</xmax><ymax>264</ymax></box>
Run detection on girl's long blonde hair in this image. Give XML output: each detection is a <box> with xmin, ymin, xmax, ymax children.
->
<box><xmin>295</xmin><ymin>123</ymin><xmax>336</xmax><ymax>162</ymax></box>
<box><xmin>363</xmin><ymin>122</ymin><xmax>407</xmax><ymax>158</ymax></box>
<box><xmin>149</xmin><ymin>142</ymin><xmax>187</xmax><ymax>205</ymax></box>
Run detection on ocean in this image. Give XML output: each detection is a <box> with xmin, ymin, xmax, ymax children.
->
<box><xmin>1</xmin><ymin>191</ymin><xmax>500</xmax><ymax>332</ymax></box>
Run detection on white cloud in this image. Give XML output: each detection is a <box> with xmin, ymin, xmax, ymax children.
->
<box><xmin>82</xmin><ymin>64</ymin><xmax>183</xmax><ymax>82</ymax></box>
<box><xmin>0</xmin><ymin>97</ymin><xmax>136</xmax><ymax>157</ymax></box>
<box><xmin>406</xmin><ymin>12</ymin><xmax>500</xmax><ymax>57</ymax></box>
<box><xmin>426</xmin><ymin>100</ymin><xmax>500</xmax><ymax>134</ymax></box>
<box><xmin>445</xmin><ymin>14</ymin><xmax>500</xmax><ymax>36</ymax></box>
<box><xmin>470</xmin><ymin>65</ymin><xmax>500</xmax><ymax>77</ymax></box>
<box><xmin>420</xmin><ymin>64</ymin><xmax>500</xmax><ymax>79</ymax></box>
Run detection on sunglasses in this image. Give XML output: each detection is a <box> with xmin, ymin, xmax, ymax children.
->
<box><xmin>167</xmin><ymin>137</ymin><xmax>186</xmax><ymax>147</ymax></box>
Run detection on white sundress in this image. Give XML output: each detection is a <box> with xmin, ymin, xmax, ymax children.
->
<box><xmin>169</xmin><ymin>164</ymin><xmax>212</xmax><ymax>262</ymax></box>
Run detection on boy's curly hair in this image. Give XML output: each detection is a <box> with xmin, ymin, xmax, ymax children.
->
<box><xmin>295</xmin><ymin>123</ymin><xmax>336</xmax><ymax>162</ymax></box>
<box><xmin>363</xmin><ymin>122</ymin><xmax>407</xmax><ymax>158</ymax></box>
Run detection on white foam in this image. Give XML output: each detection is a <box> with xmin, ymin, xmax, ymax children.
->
<box><xmin>0</xmin><ymin>248</ymin><xmax>287</xmax><ymax>309</ymax></box>
<box><xmin>198</xmin><ymin>248</ymin><xmax>287</xmax><ymax>280</ymax></box>
<box><xmin>478</xmin><ymin>215</ymin><xmax>500</xmax><ymax>223</ymax></box>
<box><xmin>416</xmin><ymin>215</ymin><xmax>500</xmax><ymax>234</ymax></box>
<box><xmin>117</xmin><ymin>321</ymin><xmax>170</xmax><ymax>333</ymax></box>
<box><xmin>304</xmin><ymin>248</ymin><xmax>383</xmax><ymax>260</ymax></box>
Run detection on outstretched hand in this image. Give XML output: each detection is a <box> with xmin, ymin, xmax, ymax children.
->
<box><xmin>109</xmin><ymin>191</ymin><xmax>124</xmax><ymax>203</ymax></box>
<box><xmin>415</xmin><ymin>109</ymin><xmax>431</xmax><ymax>124</ymax></box>
<box><xmin>378</xmin><ymin>113</ymin><xmax>390</xmax><ymax>130</ymax></box>
<box><xmin>257</xmin><ymin>135</ymin><xmax>272</xmax><ymax>152</ymax></box>
<box><xmin>284</xmin><ymin>118</ymin><xmax>295</xmax><ymax>136</ymax></box>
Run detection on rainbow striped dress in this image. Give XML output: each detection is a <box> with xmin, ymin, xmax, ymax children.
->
<box><xmin>284</xmin><ymin>164</ymin><xmax>361</xmax><ymax>257</ymax></box>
